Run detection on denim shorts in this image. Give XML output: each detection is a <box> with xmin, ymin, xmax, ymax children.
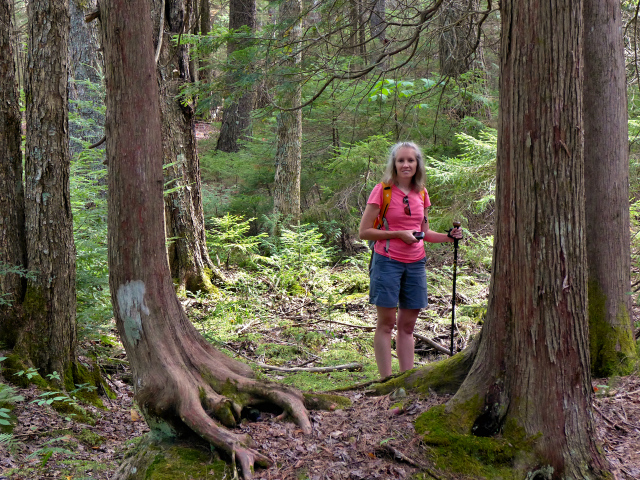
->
<box><xmin>369</xmin><ymin>252</ymin><xmax>429</xmax><ymax>309</ymax></box>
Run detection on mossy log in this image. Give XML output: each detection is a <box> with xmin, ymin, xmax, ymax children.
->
<box><xmin>372</xmin><ymin>335</ymin><xmax>478</xmax><ymax>396</ymax></box>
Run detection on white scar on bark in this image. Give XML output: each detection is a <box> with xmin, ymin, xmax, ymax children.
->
<box><xmin>117</xmin><ymin>280</ymin><xmax>149</xmax><ymax>345</ymax></box>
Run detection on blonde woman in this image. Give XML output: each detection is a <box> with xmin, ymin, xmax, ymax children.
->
<box><xmin>359</xmin><ymin>142</ymin><xmax>462</xmax><ymax>377</ymax></box>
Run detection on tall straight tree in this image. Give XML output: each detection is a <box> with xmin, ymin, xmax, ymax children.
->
<box><xmin>273</xmin><ymin>0</ymin><xmax>302</xmax><ymax>223</ymax></box>
<box><xmin>583</xmin><ymin>0</ymin><xmax>636</xmax><ymax>376</ymax></box>
<box><xmin>99</xmin><ymin>0</ymin><xmax>310</xmax><ymax>476</ymax></box>
<box><xmin>0</xmin><ymin>0</ymin><xmax>25</xmax><ymax>320</ymax></box>
<box><xmin>20</xmin><ymin>0</ymin><xmax>77</xmax><ymax>376</ymax></box>
<box><xmin>68</xmin><ymin>0</ymin><xmax>103</xmax><ymax>151</ymax></box>
<box><xmin>436</xmin><ymin>1</ymin><xmax>610</xmax><ymax>476</ymax></box>
<box><xmin>152</xmin><ymin>0</ymin><xmax>221</xmax><ymax>293</ymax></box>
<box><xmin>216</xmin><ymin>0</ymin><xmax>256</xmax><ymax>153</ymax></box>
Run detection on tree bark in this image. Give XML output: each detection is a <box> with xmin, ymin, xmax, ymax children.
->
<box><xmin>442</xmin><ymin>2</ymin><xmax>609</xmax><ymax>477</ymax></box>
<box><xmin>152</xmin><ymin>0</ymin><xmax>222</xmax><ymax>294</ymax></box>
<box><xmin>21</xmin><ymin>0</ymin><xmax>77</xmax><ymax>376</ymax></box>
<box><xmin>0</xmin><ymin>0</ymin><xmax>26</xmax><ymax>324</ymax></box>
<box><xmin>439</xmin><ymin>0</ymin><xmax>480</xmax><ymax>77</ymax></box>
<box><xmin>273</xmin><ymin>0</ymin><xmax>302</xmax><ymax>224</ymax></box>
<box><xmin>99</xmin><ymin>0</ymin><xmax>310</xmax><ymax>476</ymax></box>
<box><xmin>215</xmin><ymin>0</ymin><xmax>256</xmax><ymax>153</ymax></box>
<box><xmin>583</xmin><ymin>0</ymin><xmax>636</xmax><ymax>377</ymax></box>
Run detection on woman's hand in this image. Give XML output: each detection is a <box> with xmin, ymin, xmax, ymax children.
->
<box><xmin>398</xmin><ymin>230</ymin><xmax>420</xmax><ymax>244</ymax></box>
<box><xmin>448</xmin><ymin>227</ymin><xmax>463</xmax><ymax>240</ymax></box>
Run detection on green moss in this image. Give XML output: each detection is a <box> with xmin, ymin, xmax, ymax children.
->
<box><xmin>115</xmin><ymin>436</ymin><xmax>230</xmax><ymax>480</ymax></box>
<box><xmin>588</xmin><ymin>280</ymin><xmax>638</xmax><ymax>377</ymax></box>
<box><xmin>76</xmin><ymin>428</ymin><xmax>105</xmax><ymax>447</ymax></box>
<box><xmin>22</xmin><ymin>284</ymin><xmax>47</xmax><ymax>319</ymax></box>
<box><xmin>415</xmin><ymin>405</ymin><xmax>530</xmax><ymax>479</ymax></box>
<box><xmin>50</xmin><ymin>398</ymin><xmax>96</xmax><ymax>425</ymax></box>
<box><xmin>374</xmin><ymin>349</ymin><xmax>474</xmax><ymax>397</ymax></box>
<box><xmin>302</xmin><ymin>392</ymin><xmax>351</xmax><ymax>410</ymax></box>
<box><xmin>2</xmin><ymin>354</ymin><xmax>48</xmax><ymax>389</ymax></box>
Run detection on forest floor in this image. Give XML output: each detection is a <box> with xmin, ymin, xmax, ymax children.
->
<box><xmin>1</xmin><ymin>327</ymin><xmax>639</xmax><ymax>480</ymax></box>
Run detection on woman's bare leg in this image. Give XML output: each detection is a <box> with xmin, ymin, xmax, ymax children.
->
<box><xmin>374</xmin><ymin>306</ymin><xmax>397</xmax><ymax>377</ymax></box>
<box><xmin>396</xmin><ymin>308</ymin><xmax>419</xmax><ymax>372</ymax></box>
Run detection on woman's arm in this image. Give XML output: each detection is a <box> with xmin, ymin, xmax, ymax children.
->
<box><xmin>359</xmin><ymin>203</ymin><xmax>418</xmax><ymax>244</ymax></box>
<box><xmin>421</xmin><ymin>208</ymin><xmax>462</xmax><ymax>243</ymax></box>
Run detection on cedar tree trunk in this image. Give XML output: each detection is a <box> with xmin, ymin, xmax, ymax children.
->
<box><xmin>442</xmin><ymin>2</ymin><xmax>610</xmax><ymax>477</ymax></box>
<box><xmin>99</xmin><ymin>0</ymin><xmax>310</xmax><ymax>477</ymax></box>
<box><xmin>0</xmin><ymin>0</ymin><xmax>26</xmax><ymax>325</ymax></box>
<box><xmin>152</xmin><ymin>0</ymin><xmax>222</xmax><ymax>294</ymax></box>
<box><xmin>216</xmin><ymin>0</ymin><xmax>257</xmax><ymax>153</ymax></box>
<box><xmin>583</xmin><ymin>0</ymin><xmax>637</xmax><ymax>376</ymax></box>
<box><xmin>21</xmin><ymin>0</ymin><xmax>77</xmax><ymax>376</ymax></box>
<box><xmin>273</xmin><ymin>0</ymin><xmax>302</xmax><ymax>224</ymax></box>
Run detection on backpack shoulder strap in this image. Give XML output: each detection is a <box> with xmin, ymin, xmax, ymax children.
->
<box><xmin>373</xmin><ymin>183</ymin><xmax>393</xmax><ymax>229</ymax></box>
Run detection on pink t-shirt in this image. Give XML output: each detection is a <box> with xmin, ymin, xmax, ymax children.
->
<box><xmin>368</xmin><ymin>183</ymin><xmax>431</xmax><ymax>263</ymax></box>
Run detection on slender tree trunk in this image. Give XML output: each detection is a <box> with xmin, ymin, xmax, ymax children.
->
<box><xmin>216</xmin><ymin>0</ymin><xmax>256</xmax><ymax>153</ymax></box>
<box><xmin>152</xmin><ymin>0</ymin><xmax>222</xmax><ymax>294</ymax></box>
<box><xmin>442</xmin><ymin>2</ymin><xmax>609</xmax><ymax>477</ymax></box>
<box><xmin>583</xmin><ymin>0</ymin><xmax>636</xmax><ymax>376</ymax></box>
<box><xmin>273</xmin><ymin>0</ymin><xmax>302</xmax><ymax>224</ymax></box>
<box><xmin>68</xmin><ymin>0</ymin><xmax>103</xmax><ymax>152</ymax></box>
<box><xmin>100</xmin><ymin>0</ymin><xmax>310</xmax><ymax>476</ymax></box>
<box><xmin>0</xmin><ymin>0</ymin><xmax>26</xmax><ymax>328</ymax></box>
<box><xmin>20</xmin><ymin>0</ymin><xmax>77</xmax><ymax>376</ymax></box>
<box><xmin>439</xmin><ymin>0</ymin><xmax>480</xmax><ymax>77</ymax></box>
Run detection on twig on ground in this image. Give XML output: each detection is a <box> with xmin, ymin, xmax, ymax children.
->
<box><xmin>256</xmin><ymin>362</ymin><xmax>362</xmax><ymax>373</ymax></box>
<box><xmin>377</xmin><ymin>444</ymin><xmax>442</xmax><ymax>479</ymax></box>
<box><xmin>293</xmin><ymin>318</ymin><xmax>375</xmax><ymax>331</ymax></box>
<box><xmin>593</xmin><ymin>404</ymin><xmax>629</xmax><ymax>433</ymax></box>
<box><xmin>413</xmin><ymin>332</ymin><xmax>451</xmax><ymax>356</ymax></box>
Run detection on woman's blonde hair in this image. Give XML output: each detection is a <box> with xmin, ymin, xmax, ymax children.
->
<box><xmin>381</xmin><ymin>141</ymin><xmax>426</xmax><ymax>192</ymax></box>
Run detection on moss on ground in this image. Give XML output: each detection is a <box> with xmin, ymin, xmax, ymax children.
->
<box><xmin>114</xmin><ymin>435</ymin><xmax>231</xmax><ymax>479</ymax></box>
<box><xmin>414</xmin><ymin>405</ymin><xmax>536</xmax><ymax>480</ymax></box>
<box><xmin>302</xmin><ymin>392</ymin><xmax>351</xmax><ymax>410</ymax></box>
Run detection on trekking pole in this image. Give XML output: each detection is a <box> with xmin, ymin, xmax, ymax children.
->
<box><xmin>450</xmin><ymin>221</ymin><xmax>461</xmax><ymax>356</ymax></box>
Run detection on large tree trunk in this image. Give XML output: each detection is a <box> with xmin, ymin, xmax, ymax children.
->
<box><xmin>438</xmin><ymin>2</ymin><xmax>609</xmax><ymax>477</ymax></box>
<box><xmin>216</xmin><ymin>0</ymin><xmax>256</xmax><ymax>153</ymax></box>
<box><xmin>273</xmin><ymin>0</ymin><xmax>302</xmax><ymax>224</ymax></box>
<box><xmin>583</xmin><ymin>0</ymin><xmax>636</xmax><ymax>376</ymax></box>
<box><xmin>439</xmin><ymin>0</ymin><xmax>480</xmax><ymax>77</ymax></box>
<box><xmin>152</xmin><ymin>0</ymin><xmax>222</xmax><ymax>294</ymax></box>
<box><xmin>99</xmin><ymin>0</ymin><xmax>310</xmax><ymax>476</ymax></box>
<box><xmin>20</xmin><ymin>0</ymin><xmax>77</xmax><ymax>376</ymax></box>
<box><xmin>0</xmin><ymin>0</ymin><xmax>26</xmax><ymax>325</ymax></box>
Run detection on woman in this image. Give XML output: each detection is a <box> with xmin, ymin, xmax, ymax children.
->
<box><xmin>359</xmin><ymin>142</ymin><xmax>462</xmax><ymax>377</ymax></box>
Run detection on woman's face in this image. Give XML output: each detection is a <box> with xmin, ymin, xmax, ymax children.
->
<box><xmin>394</xmin><ymin>147</ymin><xmax>417</xmax><ymax>181</ymax></box>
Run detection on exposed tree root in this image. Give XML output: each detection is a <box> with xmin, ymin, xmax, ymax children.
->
<box><xmin>127</xmin><ymin>327</ymin><xmax>311</xmax><ymax>479</ymax></box>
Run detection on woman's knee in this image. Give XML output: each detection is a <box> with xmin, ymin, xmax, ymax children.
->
<box><xmin>376</xmin><ymin>307</ymin><xmax>396</xmax><ymax>333</ymax></box>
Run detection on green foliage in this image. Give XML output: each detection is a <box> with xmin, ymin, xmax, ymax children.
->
<box><xmin>259</xmin><ymin>224</ymin><xmax>336</xmax><ymax>295</ymax></box>
<box><xmin>0</xmin><ymin>261</ymin><xmax>35</xmax><ymax>306</ymax></box>
<box><xmin>207</xmin><ymin>214</ymin><xmax>267</xmax><ymax>268</ymax></box>
<box><xmin>68</xmin><ymin>77</ymin><xmax>111</xmax><ymax>339</ymax></box>
<box><xmin>425</xmin><ymin>128</ymin><xmax>497</xmax><ymax>226</ymax></box>
<box><xmin>27</xmin><ymin>436</ymin><xmax>77</xmax><ymax>465</ymax></box>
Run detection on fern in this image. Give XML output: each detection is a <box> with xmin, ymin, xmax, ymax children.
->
<box><xmin>425</xmin><ymin>128</ymin><xmax>497</xmax><ymax>230</ymax></box>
